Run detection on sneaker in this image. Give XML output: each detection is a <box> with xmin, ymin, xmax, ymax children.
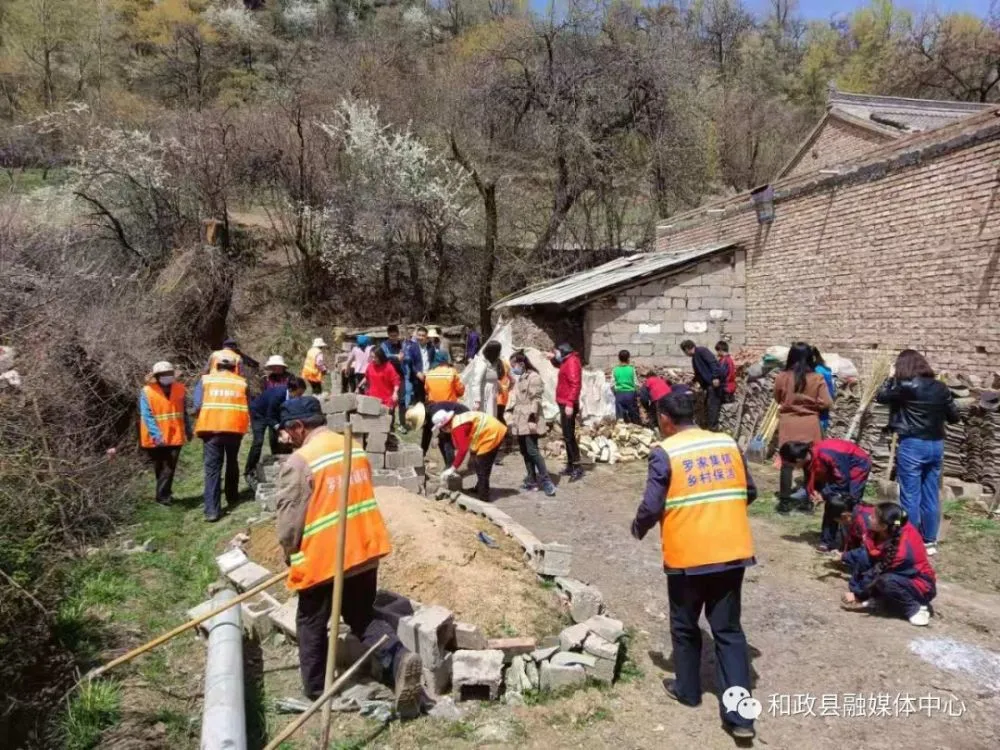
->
<box><xmin>925</xmin><ymin>543</ymin><xmax>938</xmax><ymax>557</ymax></box>
<box><xmin>909</xmin><ymin>606</ymin><xmax>931</xmax><ymax>627</ymax></box>
<box><xmin>542</xmin><ymin>480</ymin><xmax>557</xmax><ymax>497</ymax></box>
<box><xmin>394</xmin><ymin>652</ymin><xmax>423</xmax><ymax>720</ymax></box>
<box><xmin>521</xmin><ymin>479</ymin><xmax>539</xmax><ymax>492</ymax></box>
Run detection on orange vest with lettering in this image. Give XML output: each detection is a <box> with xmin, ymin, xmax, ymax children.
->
<box><xmin>139</xmin><ymin>383</ymin><xmax>187</xmax><ymax>448</ymax></box>
<box><xmin>301</xmin><ymin>346</ymin><xmax>323</xmax><ymax>383</ymax></box>
<box><xmin>194</xmin><ymin>371</ymin><xmax>250</xmax><ymax>436</ymax></box>
<box><xmin>659</xmin><ymin>428</ymin><xmax>754</xmax><ymax>569</ymax></box>
<box><xmin>425</xmin><ymin>365</ymin><xmax>464</xmax><ymax>403</ymax></box>
<box><xmin>452</xmin><ymin>411</ymin><xmax>507</xmax><ymax>455</ymax></box>
<box><xmin>287</xmin><ymin>430</ymin><xmax>392</xmax><ymax>591</ymax></box>
<box><xmin>208</xmin><ymin>348</ymin><xmax>242</xmax><ymax>374</ymax></box>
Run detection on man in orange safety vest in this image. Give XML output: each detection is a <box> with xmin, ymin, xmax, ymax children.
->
<box><xmin>138</xmin><ymin>360</ymin><xmax>192</xmax><ymax>506</ymax></box>
<box><xmin>275</xmin><ymin>396</ymin><xmax>423</xmax><ymax>718</ymax></box>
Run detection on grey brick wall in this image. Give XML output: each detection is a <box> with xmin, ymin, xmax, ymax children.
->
<box><xmin>784</xmin><ymin>116</ymin><xmax>892</xmax><ymax>178</ymax></box>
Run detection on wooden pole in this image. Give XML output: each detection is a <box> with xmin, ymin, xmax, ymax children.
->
<box><xmin>319</xmin><ymin>425</ymin><xmax>354</xmax><ymax>749</ymax></box>
<box><xmin>86</xmin><ymin>570</ymin><xmax>288</xmax><ymax>681</ymax></box>
<box><xmin>263</xmin><ymin>634</ymin><xmax>389</xmax><ymax>750</ymax></box>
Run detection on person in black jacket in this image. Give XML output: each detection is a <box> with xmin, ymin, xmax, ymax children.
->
<box><xmin>245</xmin><ymin>376</ymin><xmax>306</xmax><ymax>490</ymax></box>
<box><xmin>875</xmin><ymin>350</ymin><xmax>959</xmax><ymax>557</ymax></box>
<box><xmin>681</xmin><ymin>340</ymin><xmax>724</xmax><ymax>431</ymax></box>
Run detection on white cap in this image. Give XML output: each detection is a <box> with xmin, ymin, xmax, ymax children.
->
<box><xmin>152</xmin><ymin>361</ymin><xmax>174</xmax><ymax>375</ymax></box>
<box><xmin>431</xmin><ymin>410</ymin><xmax>455</xmax><ymax>432</ymax></box>
<box><xmin>427</xmin><ymin>328</ymin><xmax>440</xmax><ymax>339</ymax></box>
<box><xmin>312</xmin><ymin>337</ymin><xmax>327</xmax><ymax>348</ymax></box>
<box><xmin>216</xmin><ymin>353</ymin><xmax>237</xmax><ymax>366</ymax></box>
<box><xmin>264</xmin><ymin>355</ymin><xmax>287</xmax><ymax>369</ymax></box>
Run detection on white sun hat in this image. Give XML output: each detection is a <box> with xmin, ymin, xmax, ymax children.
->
<box><xmin>431</xmin><ymin>410</ymin><xmax>455</xmax><ymax>432</ymax></box>
<box><xmin>152</xmin><ymin>361</ymin><xmax>174</xmax><ymax>375</ymax></box>
<box><xmin>312</xmin><ymin>337</ymin><xmax>328</xmax><ymax>348</ymax></box>
<box><xmin>264</xmin><ymin>355</ymin><xmax>288</xmax><ymax>369</ymax></box>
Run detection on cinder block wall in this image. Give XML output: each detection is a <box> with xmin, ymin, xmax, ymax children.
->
<box><xmin>656</xmin><ymin>130</ymin><xmax>1000</xmax><ymax>378</ymax></box>
<box><xmin>783</xmin><ymin>117</ymin><xmax>891</xmax><ymax>178</ymax></box>
<box><xmin>583</xmin><ymin>250</ymin><xmax>746</xmax><ymax>372</ymax></box>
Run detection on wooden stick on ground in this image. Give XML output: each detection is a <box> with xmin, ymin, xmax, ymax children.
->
<box><xmin>264</xmin><ymin>634</ymin><xmax>390</xmax><ymax>750</ymax></box>
<box><xmin>319</xmin><ymin>425</ymin><xmax>354</xmax><ymax>749</ymax></box>
<box><xmin>86</xmin><ymin>570</ymin><xmax>289</xmax><ymax>681</ymax></box>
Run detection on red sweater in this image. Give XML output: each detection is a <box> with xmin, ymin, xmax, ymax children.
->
<box><xmin>365</xmin><ymin>361</ymin><xmax>400</xmax><ymax>407</ymax></box>
<box><xmin>555</xmin><ymin>352</ymin><xmax>582</xmax><ymax>406</ymax></box>
<box><xmin>718</xmin><ymin>354</ymin><xmax>737</xmax><ymax>395</ymax></box>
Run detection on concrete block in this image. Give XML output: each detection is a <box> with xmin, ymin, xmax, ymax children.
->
<box><xmin>638</xmin><ymin>322</ymin><xmax>662</xmax><ymax>335</ymax></box>
<box><xmin>534</xmin><ymin>542</ymin><xmax>572</xmax><ymax>577</ymax></box>
<box><xmin>326</xmin><ymin>413</ymin><xmax>348</xmax><ymax>431</ymax></box>
<box><xmin>372</xmin><ymin>469</ymin><xmax>399</xmax><ymax>487</ymax></box>
<box><xmin>256</xmin><ymin>482</ymin><xmax>277</xmax><ymax>512</ymax></box>
<box><xmin>270</xmin><ymin>596</ymin><xmax>298</xmax><ymax>639</ymax></box>
<box><xmin>216</xmin><ymin>548</ymin><xmax>249</xmax><ymax>575</ymax></box>
<box><xmin>397</xmin><ymin>467</ymin><xmax>422</xmax><ymax>494</ymax></box>
<box><xmin>398</xmin><ymin>605</ymin><xmax>454</xmax><ymax>668</ymax></box>
<box><xmin>683</xmin><ymin>320</ymin><xmax>708</xmax><ymax>334</ymax></box>
<box><xmin>583</xmin><ymin>633</ymin><xmax>621</xmax><ymax>662</ymax></box>
<box><xmin>422</xmin><ymin>652</ymin><xmax>453</xmax><ymax>697</ymax></box>
<box><xmin>530</xmin><ymin>645</ymin><xmax>559</xmax><ymax>662</ymax></box>
<box><xmin>350</xmin><ymin>413</ymin><xmax>392</xmax><ymax>434</ymax></box>
<box><xmin>559</xmin><ymin>622</ymin><xmax>591</xmax><ymax>652</ymax></box>
<box><xmin>539</xmin><ymin>661</ymin><xmax>586</xmax><ymax>692</ymax></box>
<box><xmin>241</xmin><ymin>592</ymin><xmax>281</xmax><ymax>639</ymax></box>
<box><xmin>452</xmin><ymin>649</ymin><xmax>505</xmax><ymax>701</ymax></box>
<box><xmin>365</xmin><ymin>430</ymin><xmax>395</xmax><ymax>454</ymax></box>
<box><xmin>456</xmin><ymin>494</ymin><xmax>489</xmax><ymax>517</ymax></box>
<box><xmin>554</xmin><ymin>577</ymin><xmax>604</xmax><ymax>623</ymax></box>
<box><xmin>225</xmin><ymin>561</ymin><xmax>272</xmax><ymax>592</ymax></box>
<box><xmin>454</xmin><ymin>622</ymin><xmax>487</xmax><ymax>650</ymax></box>
<box><xmin>355</xmin><ymin>395</ymin><xmax>383</xmax><ymax>416</ymax></box>
<box><xmin>367</xmin><ymin>452</ymin><xmax>386</xmax><ymax>470</ymax></box>
<box><xmin>480</xmin><ymin>506</ymin><xmax>514</xmax><ymax>527</ymax></box>
<box><xmin>943</xmin><ymin>478</ymin><xmax>984</xmax><ymax>497</ymax></box>
<box><xmin>486</xmin><ymin>637</ymin><xmax>537</xmax><ymax>663</ymax></box>
<box><xmin>504</xmin><ymin>523</ymin><xmax>542</xmax><ymax>557</ymax></box>
<box><xmin>186</xmin><ymin>598</ymin><xmax>217</xmax><ymax>635</ymax></box>
<box><xmin>583</xmin><ymin>615</ymin><xmax>625</xmax><ymax>643</ymax></box>
<box><xmin>328</xmin><ymin>393</ymin><xmax>357</xmax><ymax>413</ymax></box>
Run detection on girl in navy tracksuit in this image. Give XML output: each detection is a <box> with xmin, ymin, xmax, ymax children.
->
<box><xmin>842</xmin><ymin>503</ymin><xmax>936</xmax><ymax>626</ymax></box>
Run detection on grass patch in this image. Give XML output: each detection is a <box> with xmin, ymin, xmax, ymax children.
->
<box><xmin>574</xmin><ymin>706</ymin><xmax>612</xmax><ymax>727</ymax></box>
<box><xmin>444</xmin><ymin>720</ymin><xmax>476</xmax><ymax>739</ymax></box>
<box><xmin>61</xmin><ymin>679</ymin><xmax>122</xmax><ymax>750</ymax></box>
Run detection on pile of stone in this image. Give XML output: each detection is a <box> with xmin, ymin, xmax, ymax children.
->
<box><xmin>203</xmin><ymin>547</ymin><xmax>626</xmax><ymax>706</ymax></box>
<box><xmin>320</xmin><ymin>393</ymin><xmax>424</xmax><ymax>493</ymax></box>
<box><xmin>575</xmin><ymin>420</ymin><xmax>658</xmax><ymax>463</ymax></box>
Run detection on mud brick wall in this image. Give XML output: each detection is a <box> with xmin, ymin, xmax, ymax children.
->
<box><xmin>582</xmin><ymin>250</ymin><xmax>746</xmax><ymax>372</ymax></box>
<box><xmin>783</xmin><ymin>117</ymin><xmax>892</xmax><ymax>178</ymax></box>
<box><xmin>656</xmin><ymin>124</ymin><xmax>1000</xmax><ymax>379</ymax></box>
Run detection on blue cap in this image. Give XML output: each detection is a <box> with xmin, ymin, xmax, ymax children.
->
<box><xmin>279</xmin><ymin>396</ymin><xmax>323</xmax><ymax>426</ymax></box>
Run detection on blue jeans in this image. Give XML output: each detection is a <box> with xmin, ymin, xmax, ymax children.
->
<box><xmin>896</xmin><ymin>437</ymin><xmax>943</xmax><ymax>543</ymax></box>
<box><xmin>615</xmin><ymin>391</ymin><xmax>640</xmax><ymax>423</ymax></box>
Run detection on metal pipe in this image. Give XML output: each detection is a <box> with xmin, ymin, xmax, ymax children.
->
<box><xmin>201</xmin><ymin>589</ymin><xmax>246</xmax><ymax>750</ymax></box>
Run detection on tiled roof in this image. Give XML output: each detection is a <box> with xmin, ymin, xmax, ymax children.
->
<box><xmin>829</xmin><ymin>90</ymin><xmax>991</xmax><ymax>135</ymax></box>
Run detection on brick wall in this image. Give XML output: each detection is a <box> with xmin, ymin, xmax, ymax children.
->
<box><xmin>581</xmin><ymin>250</ymin><xmax>746</xmax><ymax>372</ymax></box>
<box><xmin>657</xmin><ymin>134</ymin><xmax>1000</xmax><ymax>378</ymax></box>
<box><xmin>783</xmin><ymin>116</ymin><xmax>893</xmax><ymax>179</ymax></box>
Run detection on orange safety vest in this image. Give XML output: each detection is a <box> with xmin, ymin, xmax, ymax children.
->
<box><xmin>425</xmin><ymin>365</ymin><xmax>464</xmax><ymax>403</ymax></box>
<box><xmin>301</xmin><ymin>346</ymin><xmax>323</xmax><ymax>383</ymax></box>
<box><xmin>194</xmin><ymin>371</ymin><xmax>250</xmax><ymax>436</ymax></box>
<box><xmin>139</xmin><ymin>382</ymin><xmax>187</xmax><ymax>448</ymax></box>
<box><xmin>496</xmin><ymin>360</ymin><xmax>511</xmax><ymax>407</ymax></box>
<box><xmin>659</xmin><ymin>428</ymin><xmax>754</xmax><ymax>570</ymax></box>
<box><xmin>208</xmin><ymin>348</ymin><xmax>242</xmax><ymax>374</ymax></box>
<box><xmin>452</xmin><ymin>411</ymin><xmax>507</xmax><ymax>455</ymax></box>
<box><xmin>287</xmin><ymin>429</ymin><xmax>392</xmax><ymax>591</ymax></box>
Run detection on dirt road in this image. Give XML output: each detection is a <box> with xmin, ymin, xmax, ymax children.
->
<box><xmin>476</xmin><ymin>457</ymin><xmax>1000</xmax><ymax>749</ymax></box>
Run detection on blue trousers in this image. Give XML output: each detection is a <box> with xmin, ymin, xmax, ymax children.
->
<box><xmin>896</xmin><ymin>437</ymin><xmax>943</xmax><ymax>543</ymax></box>
<box><xmin>203</xmin><ymin>433</ymin><xmax>242</xmax><ymax>519</ymax></box>
<box><xmin>615</xmin><ymin>391</ymin><xmax>640</xmax><ymax>423</ymax></box>
<box><xmin>667</xmin><ymin>568</ymin><xmax>753</xmax><ymax>729</ymax></box>
<box><xmin>845</xmin><ymin>548</ymin><xmax>934</xmax><ymax>618</ymax></box>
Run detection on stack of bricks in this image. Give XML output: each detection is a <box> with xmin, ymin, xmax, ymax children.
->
<box><xmin>320</xmin><ymin>393</ymin><xmax>425</xmax><ymax>493</ymax></box>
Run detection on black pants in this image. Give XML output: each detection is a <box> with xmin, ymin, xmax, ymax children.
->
<box><xmin>495</xmin><ymin>403</ymin><xmax>510</xmax><ymax>460</ymax></box>
<box><xmin>203</xmin><ymin>433</ymin><xmax>242</xmax><ymax>519</ymax></box>
<box><xmin>820</xmin><ymin>499</ymin><xmax>843</xmax><ymax>549</ymax></box>
<box><xmin>245</xmin><ymin>415</ymin><xmax>276</xmax><ymax>478</ymax></box>
<box><xmin>778</xmin><ymin>463</ymin><xmax>812</xmax><ymax>508</ymax></box>
<box><xmin>147</xmin><ymin>446</ymin><xmax>180</xmax><ymax>502</ymax></box>
<box><xmin>559</xmin><ymin>403</ymin><xmax>581</xmax><ymax>469</ymax></box>
<box><xmin>667</xmin><ymin>568</ymin><xmax>753</xmax><ymax>729</ymax></box>
<box><xmin>615</xmin><ymin>392</ymin><xmax>640</xmax><ymax>424</ymax></box>
<box><xmin>308</xmin><ymin>380</ymin><xmax>323</xmax><ymax>395</ymax></box>
<box><xmin>706</xmin><ymin>387</ymin><xmax>722</xmax><ymax>431</ymax></box>
<box><xmin>472</xmin><ymin>448</ymin><xmax>499</xmax><ymax>501</ymax></box>
<box><xmin>439</xmin><ymin>433</ymin><xmax>455</xmax><ymax>467</ymax></box>
<box><xmin>296</xmin><ymin>567</ymin><xmax>404</xmax><ymax>699</ymax></box>
<box><xmin>518</xmin><ymin>435</ymin><xmax>550</xmax><ymax>484</ymax></box>
<box><xmin>639</xmin><ymin>387</ymin><xmax>658</xmax><ymax>429</ymax></box>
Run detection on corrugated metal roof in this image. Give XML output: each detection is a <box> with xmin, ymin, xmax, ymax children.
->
<box><xmin>493</xmin><ymin>243</ymin><xmax>734</xmax><ymax>310</ymax></box>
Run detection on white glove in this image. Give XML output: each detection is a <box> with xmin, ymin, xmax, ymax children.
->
<box><xmin>440</xmin><ymin>467</ymin><xmax>457</xmax><ymax>480</ymax></box>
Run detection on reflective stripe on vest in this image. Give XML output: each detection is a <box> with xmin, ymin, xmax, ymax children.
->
<box><xmin>194</xmin><ymin>372</ymin><xmax>250</xmax><ymax>435</ymax></box>
<box><xmin>286</xmin><ymin>430</ymin><xmax>391</xmax><ymax>591</ymax></box>
<box><xmin>452</xmin><ymin>411</ymin><xmax>507</xmax><ymax>454</ymax></box>
<box><xmin>140</xmin><ymin>383</ymin><xmax>187</xmax><ymax>448</ymax></box>
<box><xmin>659</xmin><ymin>428</ymin><xmax>754</xmax><ymax>570</ymax></box>
<box><xmin>301</xmin><ymin>347</ymin><xmax>322</xmax><ymax>383</ymax></box>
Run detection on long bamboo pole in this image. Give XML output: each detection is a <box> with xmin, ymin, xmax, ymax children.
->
<box><xmin>86</xmin><ymin>570</ymin><xmax>288</xmax><ymax>681</ymax></box>
<box><xmin>264</xmin><ymin>635</ymin><xmax>389</xmax><ymax>750</ymax></box>
<box><xmin>319</xmin><ymin>425</ymin><xmax>354</xmax><ymax>749</ymax></box>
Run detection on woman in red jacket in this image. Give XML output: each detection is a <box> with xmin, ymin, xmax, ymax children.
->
<box><xmin>361</xmin><ymin>348</ymin><xmax>401</xmax><ymax>428</ymax></box>
<box><xmin>551</xmin><ymin>342</ymin><xmax>583</xmax><ymax>482</ymax></box>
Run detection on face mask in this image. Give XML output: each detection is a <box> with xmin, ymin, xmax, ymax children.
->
<box><xmin>552</xmin><ymin>353</ymin><xmax>563</xmax><ymax>364</ymax></box>
<box><xmin>511</xmin><ymin>366</ymin><xmax>525</xmax><ymax>377</ymax></box>
<box><xmin>158</xmin><ymin>375</ymin><xmax>175</xmax><ymax>385</ymax></box>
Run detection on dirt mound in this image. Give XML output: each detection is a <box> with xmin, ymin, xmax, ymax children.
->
<box><xmin>244</xmin><ymin>487</ymin><xmax>566</xmax><ymax>638</ymax></box>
